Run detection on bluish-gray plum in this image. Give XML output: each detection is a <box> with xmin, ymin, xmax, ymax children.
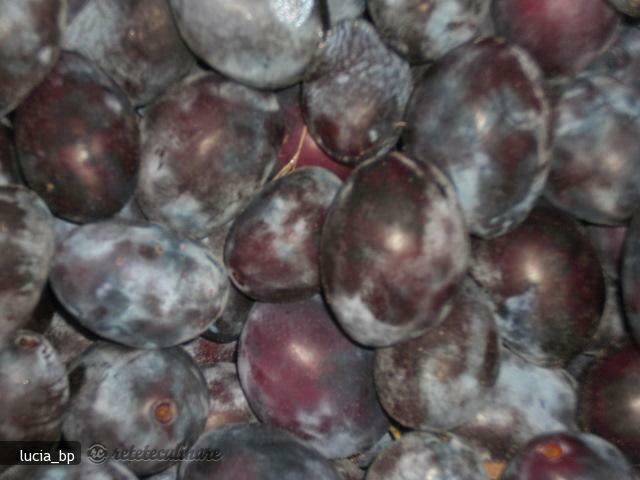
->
<box><xmin>0</xmin><ymin>124</ymin><xmax>20</xmax><ymax>186</ymax></box>
<box><xmin>623</xmin><ymin>212</ymin><xmax>640</xmax><ymax>343</ymax></box>
<box><xmin>454</xmin><ymin>348</ymin><xmax>578</xmax><ymax>461</ymax></box>
<box><xmin>238</xmin><ymin>296</ymin><xmax>390</xmax><ymax>459</ymax></box>
<box><xmin>202</xmin><ymin>362</ymin><xmax>257</xmax><ymax>432</ymax></box>
<box><xmin>0</xmin><ymin>186</ymin><xmax>55</xmax><ymax>340</ymax></box>
<box><xmin>225</xmin><ymin>167</ymin><xmax>341</xmax><ymax>302</ymax></box>
<box><xmin>302</xmin><ymin>20</ymin><xmax>412</xmax><ymax>165</ymax></box>
<box><xmin>62</xmin><ymin>342</ymin><xmax>209</xmax><ymax>476</ymax></box>
<box><xmin>374</xmin><ymin>281</ymin><xmax>500</xmax><ymax>431</ymax></box>
<box><xmin>470</xmin><ymin>207</ymin><xmax>605</xmax><ymax>366</ymax></box>
<box><xmin>136</xmin><ymin>72</ymin><xmax>284</xmax><ymax>239</ymax></box>
<box><xmin>366</xmin><ymin>433</ymin><xmax>488</xmax><ymax>480</ymax></box>
<box><xmin>0</xmin><ymin>462</ymin><xmax>137</xmax><ymax>480</ymax></box>
<box><xmin>492</xmin><ymin>0</ymin><xmax>619</xmax><ymax>77</ymax></box>
<box><xmin>368</xmin><ymin>0</ymin><xmax>491</xmax><ymax>62</ymax></box>
<box><xmin>50</xmin><ymin>220</ymin><xmax>229</xmax><ymax>349</ymax></box>
<box><xmin>589</xmin><ymin>25</ymin><xmax>640</xmax><ymax>92</ymax></box>
<box><xmin>586</xmin><ymin>224</ymin><xmax>628</xmax><ymax>280</ymax></box>
<box><xmin>328</xmin><ymin>0</ymin><xmax>365</xmax><ymax>25</ymax></box>
<box><xmin>546</xmin><ymin>75</ymin><xmax>640</xmax><ymax>225</ymax></box>
<box><xmin>181</xmin><ymin>336</ymin><xmax>237</xmax><ymax>366</ymax></box>
<box><xmin>168</xmin><ymin>0</ymin><xmax>323</xmax><ymax>89</ymax></box>
<box><xmin>501</xmin><ymin>432</ymin><xmax>637</xmax><ymax>480</ymax></box>
<box><xmin>321</xmin><ymin>152</ymin><xmax>469</xmax><ymax>347</ymax></box>
<box><xmin>42</xmin><ymin>312</ymin><xmax>96</xmax><ymax>366</ymax></box>
<box><xmin>64</xmin><ymin>0</ymin><xmax>195</xmax><ymax>106</ymax></box>
<box><xmin>0</xmin><ymin>0</ymin><xmax>65</xmax><ymax>116</ymax></box>
<box><xmin>14</xmin><ymin>52</ymin><xmax>140</xmax><ymax>223</ymax></box>
<box><xmin>0</xmin><ymin>331</ymin><xmax>68</xmax><ymax>442</ymax></box>
<box><xmin>403</xmin><ymin>38</ymin><xmax>550</xmax><ymax>238</ymax></box>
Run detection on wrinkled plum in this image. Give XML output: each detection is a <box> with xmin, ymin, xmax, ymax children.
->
<box><xmin>202</xmin><ymin>362</ymin><xmax>257</xmax><ymax>432</ymax></box>
<box><xmin>470</xmin><ymin>206</ymin><xmax>605</xmax><ymax>366</ymax></box>
<box><xmin>238</xmin><ymin>296</ymin><xmax>389</xmax><ymax>459</ymax></box>
<box><xmin>587</xmin><ymin>224</ymin><xmax>628</xmax><ymax>280</ymax></box>
<box><xmin>0</xmin><ymin>186</ymin><xmax>55</xmax><ymax>340</ymax></box>
<box><xmin>0</xmin><ymin>330</ymin><xmax>68</xmax><ymax>441</ymax></box>
<box><xmin>321</xmin><ymin>152</ymin><xmax>469</xmax><ymax>347</ymax></box>
<box><xmin>0</xmin><ymin>124</ymin><xmax>20</xmax><ymax>186</ymax></box>
<box><xmin>367</xmin><ymin>432</ymin><xmax>488</xmax><ymax>480</ymax></box>
<box><xmin>63</xmin><ymin>342</ymin><xmax>209</xmax><ymax>476</ymax></box>
<box><xmin>169</xmin><ymin>0</ymin><xmax>323</xmax><ymax>89</ymax></box>
<box><xmin>404</xmin><ymin>38</ymin><xmax>550</xmax><ymax>238</ymax></box>
<box><xmin>368</xmin><ymin>0</ymin><xmax>491</xmax><ymax>62</ymax></box>
<box><xmin>454</xmin><ymin>348</ymin><xmax>578</xmax><ymax>461</ymax></box>
<box><xmin>15</xmin><ymin>52</ymin><xmax>140</xmax><ymax>223</ymax></box>
<box><xmin>501</xmin><ymin>431</ymin><xmax>637</xmax><ymax>480</ymax></box>
<box><xmin>0</xmin><ymin>461</ymin><xmax>137</xmax><ymax>480</ymax></box>
<box><xmin>622</xmin><ymin>209</ymin><xmax>640</xmax><ymax>344</ymax></box>
<box><xmin>179</xmin><ymin>424</ymin><xmax>341</xmax><ymax>479</ymax></box>
<box><xmin>491</xmin><ymin>0</ymin><xmax>619</xmax><ymax>77</ymax></box>
<box><xmin>225</xmin><ymin>167</ymin><xmax>341</xmax><ymax>302</ymax></box>
<box><xmin>546</xmin><ymin>75</ymin><xmax>640</xmax><ymax>225</ymax></box>
<box><xmin>181</xmin><ymin>336</ymin><xmax>237</xmax><ymax>366</ymax></box>
<box><xmin>302</xmin><ymin>20</ymin><xmax>412</xmax><ymax>165</ymax></box>
<box><xmin>64</xmin><ymin>0</ymin><xmax>195</xmax><ymax>106</ymax></box>
<box><xmin>50</xmin><ymin>220</ymin><xmax>229</xmax><ymax>349</ymax></box>
<box><xmin>375</xmin><ymin>280</ymin><xmax>500</xmax><ymax>431</ymax></box>
<box><xmin>42</xmin><ymin>312</ymin><xmax>96</xmax><ymax>366</ymax></box>
<box><xmin>0</xmin><ymin>0</ymin><xmax>65</xmax><ymax>116</ymax></box>
<box><xmin>137</xmin><ymin>72</ymin><xmax>284</xmax><ymax>239</ymax></box>
<box><xmin>589</xmin><ymin>25</ymin><xmax>640</xmax><ymax>92</ymax></box>
<box><xmin>327</xmin><ymin>0</ymin><xmax>365</xmax><ymax>25</ymax></box>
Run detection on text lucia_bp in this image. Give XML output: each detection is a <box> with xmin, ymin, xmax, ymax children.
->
<box><xmin>0</xmin><ymin>442</ymin><xmax>81</xmax><ymax>466</ymax></box>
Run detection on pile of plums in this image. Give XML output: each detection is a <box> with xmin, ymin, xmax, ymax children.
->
<box><xmin>2</xmin><ymin>0</ymin><xmax>640</xmax><ymax>479</ymax></box>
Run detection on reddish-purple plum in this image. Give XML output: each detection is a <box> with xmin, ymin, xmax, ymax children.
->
<box><xmin>136</xmin><ymin>72</ymin><xmax>284</xmax><ymax>239</ymax></box>
<box><xmin>491</xmin><ymin>0</ymin><xmax>619</xmax><ymax>77</ymax></box>
<box><xmin>623</xmin><ymin>212</ymin><xmax>640</xmax><ymax>343</ymax></box>
<box><xmin>0</xmin><ymin>462</ymin><xmax>138</xmax><ymax>480</ymax></box>
<box><xmin>302</xmin><ymin>20</ymin><xmax>412</xmax><ymax>165</ymax></box>
<box><xmin>238</xmin><ymin>296</ymin><xmax>389</xmax><ymax>459</ymax></box>
<box><xmin>225</xmin><ymin>167</ymin><xmax>341</xmax><ymax>302</ymax></box>
<box><xmin>403</xmin><ymin>38</ymin><xmax>550</xmax><ymax>238</ymax></box>
<box><xmin>321</xmin><ymin>152</ymin><xmax>469</xmax><ymax>347</ymax></box>
<box><xmin>63</xmin><ymin>342</ymin><xmax>209</xmax><ymax>476</ymax></box>
<box><xmin>15</xmin><ymin>52</ymin><xmax>140</xmax><ymax>223</ymax></box>
<box><xmin>50</xmin><ymin>220</ymin><xmax>229</xmax><ymax>349</ymax></box>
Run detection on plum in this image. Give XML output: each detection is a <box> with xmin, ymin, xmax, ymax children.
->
<box><xmin>136</xmin><ymin>72</ymin><xmax>284</xmax><ymax>239</ymax></box>
<box><xmin>589</xmin><ymin>25</ymin><xmax>640</xmax><ymax>92</ymax></box>
<box><xmin>181</xmin><ymin>336</ymin><xmax>237</xmax><ymax>366</ymax></box>
<box><xmin>403</xmin><ymin>38</ymin><xmax>550</xmax><ymax>238</ymax></box>
<box><xmin>586</xmin><ymin>224</ymin><xmax>628</xmax><ymax>280</ymax></box>
<box><xmin>0</xmin><ymin>462</ymin><xmax>137</xmax><ymax>480</ymax></box>
<box><xmin>622</xmin><ymin>212</ymin><xmax>640</xmax><ymax>343</ymax></box>
<box><xmin>168</xmin><ymin>0</ymin><xmax>323</xmax><ymax>89</ymax></box>
<box><xmin>302</xmin><ymin>20</ymin><xmax>412</xmax><ymax>165</ymax></box>
<box><xmin>64</xmin><ymin>0</ymin><xmax>196</xmax><ymax>106</ymax></box>
<box><xmin>0</xmin><ymin>186</ymin><xmax>55</xmax><ymax>340</ymax></box>
<box><xmin>0</xmin><ymin>124</ymin><xmax>20</xmax><ymax>186</ymax></box>
<box><xmin>492</xmin><ymin>0</ymin><xmax>620</xmax><ymax>77</ymax></box>
<box><xmin>42</xmin><ymin>312</ymin><xmax>96</xmax><ymax>366</ymax></box>
<box><xmin>0</xmin><ymin>0</ymin><xmax>66</xmax><ymax>116</ymax></box>
<box><xmin>0</xmin><ymin>330</ymin><xmax>68</xmax><ymax>442</ymax></box>
<box><xmin>225</xmin><ymin>167</ymin><xmax>341</xmax><ymax>302</ymax></box>
<box><xmin>321</xmin><ymin>152</ymin><xmax>469</xmax><ymax>347</ymax></box>
<box><xmin>238</xmin><ymin>296</ymin><xmax>389</xmax><ymax>459</ymax></box>
<box><xmin>368</xmin><ymin>0</ymin><xmax>491</xmax><ymax>62</ymax></box>
<box><xmin>470</xmin><ymin>206</ymin><xmax>605</xmax><ymax>366</ymax></box>
<box><xmin>327</xmin><ymin>0</ymin><xmax>365</xmax><ymax>25</ymax></box>
<box><xmin>63</xmin><ymin>342</ymin><xmax>209</xmax><ymax>476</ymax></box>
<box><xmin>14</xmin><ymin>52</ymin><xmax>140</xmax><ymax>223</ymax></box>
<box><xmin>201</xmin><ymin>287</ymin><xmax>252</xmax><ymax>343</ymax></box>
<box><xmin>50</xmin><ymin>219</ymin><xmax>229</xmax><ymax>349</ymax></box>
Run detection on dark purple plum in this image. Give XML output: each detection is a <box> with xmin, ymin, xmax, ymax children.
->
<box><xmin>14</xmin><ymin>52</ymin><xmax>140</xmax><ymax>223</ymax></box>
<box><xmin>238</xmin><ymin>296</ymin><xmax>389</xmax><ymax>459</ymax></box>
<box><xmin>64</xmin><ymin>0</ymin><xmax>196</xmax><ymax>106</ymax></box>
<box><xmin>50</xmin><ymin>219</ymin><xmax>229</xmax><ymax>349</ymax></box>
<box><xmin>0</xmin><ymin>330</ymin><xmax>69</xmax><ymax>441</ymax></box>
<box><xmin>589</xmin><ymin>25</ymin><xmax>640</xmax><ymax>92</ymax></box>
<box><xmin>0</xmin><ymin>185</ymin><xmax>55</xmax><ymax>340</ymax></box>
<box><xmin>609</xmin><ymin>0</ymin><xmax>640</xmax><ymax>16</ymax></box>
<box><xmin>587</xmin><ymin>224</ymin><xmax>628</xmax><ymax>280</ymax></box>
<box><xmin>169</xmin><ymin>0</ymin><xmax>323</xmax><ymax>89</ymax></box>
<box><xmin>22</xmin><ymin>286</ymin><xmax>56</xmax><ymax>334</ymax></box>
<box><xmin>302</xmin><ymin>20</ymin><xmax>412</xmax><ymax>165</ymax></box>
<box><xmin>178</xmin><ymin>424</ymin><xmax>341</xmax><ymax>480</ymax></box>
<box><xmin>62</xmin><ymin>342</ymin><xmax>209</xmax><ymax>476</ymax></box>
<box><xmin>42</xmin><ymin>312</ymin><xmax>96</xmax><ymax>366</ymax></box>
<box><xmin>491</xmin><ymin>0</ymin><xmax>620</xmax><ymax>77</ymax></box>
<box><xmin>201</xmin><ymin>286</ymin><xmax>252</xmax><ymax>343</ymax></box>
<box><xmin>202</xmin><ymin>362</ymin><xmax>257</xmax><ymax>432</ymax></box>
<box><xmin>0</xmin><ymin>124</ymin><xmax>20</xmax><ymax>186</ymax></box>
<box><xmin>182</xmin><ymin>337</ymin><xmax>237</xmax><ymax>366</ymax></box>
<box><xmin>321</xmin><ymin>152</ymin><xmax>469</xmax><ymax>347</ymax></box>
<box><xmin>327</xmin><ymin>0</ymin><xmax>365</xmax><ymax>25</ymax></box>
<box><xmin>454</xmin><ymin>348</ymin><xmax>578</xmax><ymax>461</ymax></box>
<box><xmin>501</xmin><ymin>431</ymin><xmax>636</xmax><ymax>480</ymax></box>
<box><xmin>470</xmin><ymin>206</ymin><xmax>605</xmax><ymax>366</ymax></box>
<box><xmin>333</xmin><ymin>459</ymin><xmax>363</xmax><ymax>480</ymax></box>
<box><xmin>0</xmin><ymin>0</ymin><xmax>65</xmax><ymax>116</ymax></box>
<box><xmin>367</xmin><ymin>432</ymin><xmax>488</xmax><ymax>480</ymax></box>
<box><xmin>578</xmin><ymin>347</ymin><xmax>640</xmax><ymax>466</ymax></box>
<box><xmin>368</xmin><ymin>0</ymin><xmax>491</xmax><ymax>62</ymax></box>
<box><xmin>375</xmin><ymin>280</ymin><xmax>500</xmax><ymax>431</ymax></box>
<box><xmin>136</xmin><ymin>72</ymin><xmax>284</xmax><ymax>239</ymax></box>
<box><xmin>225</xmin><ymin>167</ymin><xmax>341</xmax><ymax>302</ymax></box>
<box><xmin>622</xmin><ymin>210</ymin><xmax>640</xmax><ymax>344</ymax></box>
<box><xmin>545</xmin><ymin>75</ymin><xmax>640</xmax><ymax>225</ymax></box>
<box><xmin>403</xmin><ymin>38</ymin><xmax>550</xmax><ymax>238</ymax></box>
<box><xmin>0</xmin><ymin>462</ymin><xmax>137</xmax><ymax>480</ymax></box>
